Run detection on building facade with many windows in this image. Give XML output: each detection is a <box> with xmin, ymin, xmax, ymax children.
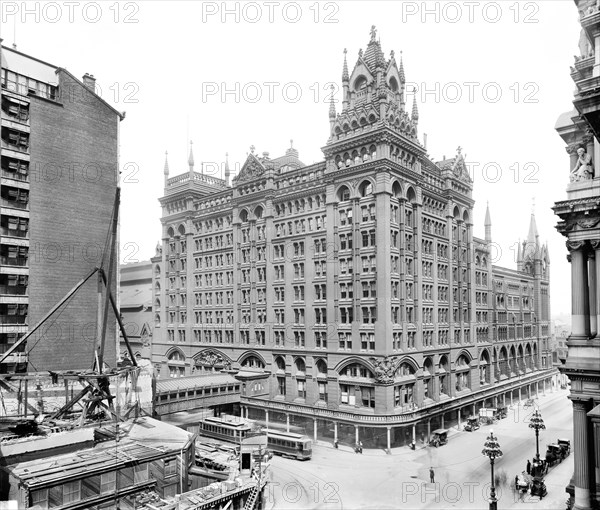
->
<box><xmin>0</xmin><ymin>44</ymin><xmax>123</xmax><ymax>372</ymax></box>
<box><xmin>153</xmin><ymin>30</ymin><xmax>554</xmax><ymax>448</ymax></box>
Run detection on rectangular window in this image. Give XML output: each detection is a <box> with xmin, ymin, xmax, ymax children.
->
<box><xmin>101</xmin><ymin>471</ymin><xmax>116</xmax><ymax>494</ymax></box>
<box><xmin>63</xmin><ymin>480</ymin><xmax>81</xmax><ymax>504</ymax></box>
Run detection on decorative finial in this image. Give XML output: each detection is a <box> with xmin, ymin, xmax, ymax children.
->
<box><xmin>290</xmin><ymin>139</ymin><xmax>294</xmax><ymax>149</ymax></box>
<box><xmin>359</xmin><ymin>48</ymin><xmax>363</xmax><ymax>58</ymax></box>
<box><xmin>250</xmin><ymin>145</ymin><xmax>255</xmax><ymax>154</ymax></box>
<box><xmin>412</xmin><ymin>93</ymin><xmax>419</xmax><ymax>121</ymax></box>
<box><xmin>390</xmin><ymin>49</ymin><xmax>395</xmax><ymax>59</ymax></box>
<box><xmin>457</xmin><ymin>146</ymin><xmax>462</xmax><ymax>155</ymax></box>
<box><xmin>370</xmin><ymin>25</ymin><xmax>377</xmax><ymax>42</ymax></box>
<box><xmin>188</xmin><ymin>141</ymin><xmax>195</xmax><ymax>171</ymax></box>
<box><xmin>532</xmin><ymin>196</ymin><xmax>535</xmax><ymax>214</ymax></box>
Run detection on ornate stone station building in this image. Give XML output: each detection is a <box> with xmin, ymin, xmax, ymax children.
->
<box><xmin>554</xmin><ymin>1</ymin><xmax>600</xmax><ymax>508</ymax></box>
<box><xmin>152</xmin><ymin>29</ymin><xmax>556</xmax><ymax>450</ymax></box>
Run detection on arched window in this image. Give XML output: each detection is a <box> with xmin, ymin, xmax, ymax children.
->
<box><xmin>239</xmin><ymin>209</ymin><xmax>248</xmax><ymax>223</ymax></box>
<box><xmin>275</xmin><ymin>356</ymin><xmax>286</xmax><ymax>372</ymax></box>
<box><xmin>340</xmin><ymin>363</ymin><xmax>373</xmax><ymax>378</ymax></box>
<box><xmin>254</xmin><ymin>206</ymin><xmax>263</xmax><ymax>220</ymax></box>
<box><xmin>295</xmin><ymin>358</ymin><xmax>306</xmax><ymax>375</ymax></box>
<box><xmin>354</xmin><ymin>76</ymin><xmax>367</xmax><ymax>91</ymax></box>
<box><xmin>241</xmin><ymin>355</ymin><xmax>265</xmax><ymax>369</ymax></box>
<box><xmin>337</xmin><ymin>185</ymin><xmax>350</xmax><ymax>202</ymax></box>
<box><xmin>359</xmin><ymin>180</ymin><xmax>373</xmax><ymax>197</ymax></box>
<box><xmin>316</xmin><ymin>359</ymin><xmax>327</xmax><ymax>375</ymax></box>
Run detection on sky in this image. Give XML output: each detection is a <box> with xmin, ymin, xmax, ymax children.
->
<box><xmin>0</xmin><ymin>0</ymin><xmax>583</xmax><ymax>319</ymax></box>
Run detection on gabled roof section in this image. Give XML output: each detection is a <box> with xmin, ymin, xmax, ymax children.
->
<box><xmin>233</xmin><ymin>152</ymin><xmax>267</xmax><ymax>183</ymax></box>
<box><xmin>57</xmin><ymin>68</ymin><xmax>125</xmax><ymax>120</ymax></box>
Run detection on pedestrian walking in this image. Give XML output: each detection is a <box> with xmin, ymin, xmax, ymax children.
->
<box><xmin>429</xmin><ymin>467</ymin><xmax>435</xmax><ymax>483</ymax></box>
<box><xmin>526</xmin><ymin>459</ymin><xmax>531</xmax><ymax>475</ymax></box>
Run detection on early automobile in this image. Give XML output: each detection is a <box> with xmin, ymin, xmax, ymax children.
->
<box><xmin>464</xmin><ymin>417</ymin><xmax>480</xmax><ymax>432</ymax></box>
<box><xmin>496</xmin><ymin>406</ymin><xmax>508</xmax><ymax>419</ymax></box>
<box><xmin>546</xmin><ymin>444</ymin><xmax>564</xmax><ymax>466</ymax></box>
<box><xmin>429</xmin><ymin>429</ymin><xmax>449</xmax><ymax>447</ymax></box>
<box><xmin>557</xmin><ymin>438</ymin><xmax>571</xmax><ymax>457</ymax></box>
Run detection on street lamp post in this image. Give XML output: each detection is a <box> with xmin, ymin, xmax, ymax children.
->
<box><xmin>528</xmin><ymin>409</ymin><xmax>545</xmax><ymax>462</ymax></box>
<box><xmin>482</xmin><ymin>429</ymin><xmax>503</xmax><ymax>510</ymax></box>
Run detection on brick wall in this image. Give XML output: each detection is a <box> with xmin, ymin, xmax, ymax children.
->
<box><xmin>27</xmin><ymin>70</ymin><xmax>120</xmax><ymax>371</ymax></box>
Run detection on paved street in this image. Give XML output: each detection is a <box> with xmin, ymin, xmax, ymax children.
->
<box><xmin>266</xmin><ymin>387</ymin><xmax>572</xmax><ymax>509</ymax></box>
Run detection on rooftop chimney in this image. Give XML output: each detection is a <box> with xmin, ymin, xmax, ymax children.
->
<box><xmin>82</xmin><ymin>73</ymin><xmax>96</xmax><ymax>91</ymax></box>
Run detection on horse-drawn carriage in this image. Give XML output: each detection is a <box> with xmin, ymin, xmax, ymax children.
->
<box><xmin>546</xmin><ymin>438</ymin><xmax>571</xmax><ymax>467</ymax></box>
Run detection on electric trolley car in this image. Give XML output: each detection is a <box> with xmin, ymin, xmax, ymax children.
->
<box><xmin>198</xmin><ymin>416</ymin><xmax>260</xmax><ymax>444</ymax></box>
<box><xmin>265</xmin><ymin>429</ymin><xmax>312</xmax><ymax>460</ymax></box>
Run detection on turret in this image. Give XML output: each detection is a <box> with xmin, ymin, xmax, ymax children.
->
<box><xmin>412</xmin><ymin>94</ymin><xmax>419</xmax><ymax>132</ymax></box>
<box><xmin>399</xmin><ymin>51</ymin><xmax>406</xmax><ymax>110</ymax></box>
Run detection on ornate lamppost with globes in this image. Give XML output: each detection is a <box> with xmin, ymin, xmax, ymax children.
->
<box><xmin>482</xmin><ymin>429</ymin><xmax>503</xmax><ymax>510</ymax></box>
<box><xmin>528</xmin><ymin>409</ymin><xmax>545</xmax><ymax>461</ymax></box>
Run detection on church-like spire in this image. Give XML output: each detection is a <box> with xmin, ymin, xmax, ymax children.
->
<box><xmin>485</xmin><ymin>201</ymin><xmax>492</xmax><ymax>243</ymax></box>
<box><xmin>188</xmin><ymin>141</ymin><xmax>195</xmax><ymax>173</ymax></box>
<box><xmin>163</xmin><ymin>151</ymin><xmax>169</xmax><ymax>176</ymax></box>
<box><xmin>342</xmin><ymin>48</ymin><xmax>349</xmax><ymax>82</ymax></box>
<box><xmin>523</xmin><ymin>211</ymin><xmax>539</xmax><ymax>261</ymax></box>
<box><xmin>412</xmin><ymin>93</ymin><xmax>419</xmax><ymax>123</ymax></box>
<box><xmin>399</xmin><ymin>50</ymin><xmax>405</xmax><ymax>83</ymax></box>
<box><xmin>224</xmin><ymin>152</ymin><xmax>231</xmax><ymax>187</ymax></box>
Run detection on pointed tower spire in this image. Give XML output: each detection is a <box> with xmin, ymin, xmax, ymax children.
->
<box><xmin>224</xmin><ymin>152</ymin><xmax>231</xmax><ymax>187</ymax></box>
<box><xmin>517</xmin><ymin>238</ymin><xmax>523</xmax><ymax>270</ymax></box>
<box><xmin>342</xmin><ymin>48</ymin><xmax>349</xmax><ymax>81</ymax></box>
<box><xmin>484</xmin><ymin>201</ymin><xmax>492</xmax><ymax>243</ymax></box>
<box><xmin>399</xmin><ymin>50</ymin><xmax>405</xmax><ymax>83</ymax></box>
<box><xmin>188</xmin><ymin>141</ymin><xmax>195</xmax><ymax>173</ymax></box>
<box><xmin>523</xmin><ymin>211</ymin><xmax>539</xmax><ymax>261</ymax></box>
<box><xmin>163</xmin><ymin>150</ymin><xmax>169</xmax><ymax>186</ymax></box>
<box><xmin>329</xmin><ymin>84</ymin><xmax>337</xmax><ymax>134</ymax></box>
<box><xmin>411</xmin><ymin>93</ymin><xmax>419</xmax><ymax>122</ymax></box>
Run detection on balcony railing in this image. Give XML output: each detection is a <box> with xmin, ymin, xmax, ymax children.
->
<box><xmin>0</xmin><ymin>285</ymin><xmax>27</xmax><ymax>295</ymax></box>
<box><xmin>0</xmin><ymin>343</ymin><xmax>26</xmax><ymax>354</ymax></box>
<box><xmin>0</xmin><ymin>256</ymin><xmax>28</xmax><ymax>266</ymax></box>
<box><xmin>0</xmin><ymin>226</ymin><xmax>28</xmax><ymax>238</ymax></box>
<box><xmin>1</xmin><ymin>170</ymin><xmax>28</xmax><ymax>182</ymax></box>
<box><xmin>0</xmin><ymin>316</ymin><xmax>27</xmax><ymax>324</ymax></box>
<box><xmin>0</xmin><ymin>199</ymin><xmax>28</xmax><ymax>210</ymax></box>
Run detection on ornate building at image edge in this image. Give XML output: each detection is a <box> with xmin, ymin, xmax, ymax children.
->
<box><xmin>554</xmin><ymin>1</ymin><xmax>600</xmax><ymax>509</ymax></box>
<box><xmin>152</xmin><ymin>30</ymin><xmax>555</xmax><ymax>446</ymax></box>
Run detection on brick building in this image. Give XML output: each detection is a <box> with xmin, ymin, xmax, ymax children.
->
<box><xmin>0</xmin><ymin>44</ymin><xmax>123</xmax><ymax>372</ymax></box>
<box><xmin>152</xmin><ymin>29</ymin><xmax>555</xmax><ymax>448</ymax></box>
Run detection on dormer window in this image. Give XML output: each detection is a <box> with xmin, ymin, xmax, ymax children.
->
<box><xmin>354</xmin><ymin>76</ymin><xmax>367</xmax><ymax>91</ymax></box>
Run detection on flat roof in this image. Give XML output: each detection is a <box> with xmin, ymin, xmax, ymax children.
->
<box><xmin>6</xmin><ymin>417</ymin><xmax>193</xmax><ymax>488</ymax></box>
<box><xmin>1</xmin><ymin>45</ymin><xmax>58</xmax><ymax>84</ymax></box>
<box><xmin>156</xmin><ymin>373</ymin><xmax>239</xmax><ymax>394</ymax></box>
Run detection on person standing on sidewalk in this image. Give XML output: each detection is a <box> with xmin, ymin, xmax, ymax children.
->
<box><xmin>526</xmin><ymin>459</ymin><xmax>531</xmax><ymax>475</ymax></box>
<box><xmin>429</xmin><ymin>467</ymin><xmax>435</xmax><ymax>483</ymax></box>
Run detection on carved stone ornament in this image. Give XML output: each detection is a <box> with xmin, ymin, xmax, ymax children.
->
<box><xmin>370</xmin><ymin>355</ymin><xmax>398</xmax><ymax>384</ymax></box>
<box><xmin>570</xmin><ymin>147</ymin><xmax>595</xmax><ymax>182</ymax></box>
<box><xmin>235</xmin><ymin>156</ymin><xmax>265</xmax><ymax>183</ymax></box>
<box><xmin>566</xmin><ymin>240</ymin><xmax>586</xmax><ymax>252</ymax></box>
<box><xmin>195</xmin><ymin>351</ymin><xmax>230</xmax><ymax>369</ymax></box>
<box><xmin>576</xmin><ymin>218</ymin><xmax>600</xmax><ymax>229</ymax></box>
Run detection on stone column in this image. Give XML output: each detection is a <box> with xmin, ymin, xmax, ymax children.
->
<box><xmin>441</xmin><ymin>414</ymin><xmax>445</xmax><ymax>429</ymax></box>
<box><xmin>265</xmin><ymin>409</ymin><xmax>269</xmax><ymax>429</ymax></box>
<box><xmin>387</xmin><ymin>426</ymin><xmax>391</xmax><ymax>452</ymax></box>
<box><xmin>518</xmin><ymin>387</ymin><xmax>521</xmax><ymax>402</ymax></box>
<box><xmin>592</xmin><ymin>241</ymin><xmax>600</xmax><ymax>338</ymax></box>
<box><xmin>572</xmin><ymin>398</ymin><xmax>592</xmax><ymax>510</ymax></box>
<box><xmin>334</xmin><ymin>421</ymin><xmax>338</xmax><ymax>442</ymax></box>
<box><xmin>589</xmin><ymin>251</ymin><xmax>597</xmax><ymax>337</ymax></box>
<box><xmin>427</xmin><ymin>420</ymin><xmax>431</xmax><ymax>442</ymax></box>
<box><xmin>313</xmin><ymin>419</ymin><xmax>317</xmax><ymax>442</ymax></box>
<box><xmin>458</xmin><ymin>409</ymin><xmax>461</xmax><ymax>430</ymax></box>
<box><xmin>568</xmin><ymin>241</ymin><xmax>591</xmax><ymax>338</ymax></box>
<box><xmin>355</xmin><ymin>426</ymin><xmax>360</xmax><ymax>444</ymax></box>
<box><xmin>412</xmin><ymin>424</ymin><xmax>416</xmax><ymax>443</ymax></box>
<box><xmin>286</xmin><ymin>413</ymin><xmax>290</xmax><ymax>432</ymax></box>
